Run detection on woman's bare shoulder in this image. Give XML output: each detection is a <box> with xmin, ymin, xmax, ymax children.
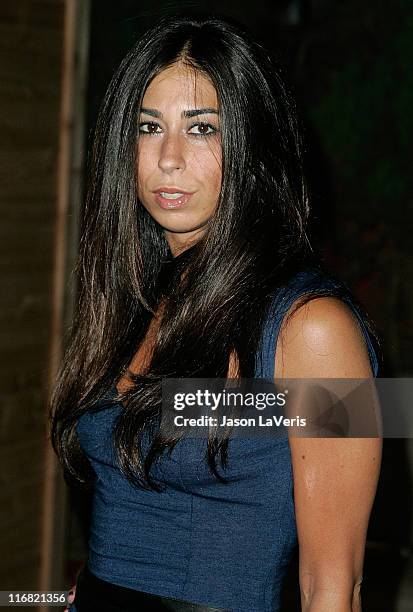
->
<box><xmin>274</xmin><ymin>295</ymin><xmax>373</xmax><ymax>379</ymax></box>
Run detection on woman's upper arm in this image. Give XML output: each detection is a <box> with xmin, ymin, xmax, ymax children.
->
<box><xmin>274</xmin><ymin>296</ymin><xmax>382</xmax><ymax>608</ymax></box>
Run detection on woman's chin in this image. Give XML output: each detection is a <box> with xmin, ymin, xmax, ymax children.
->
<box><xmin>155</xmin><ymin>214</ymin><xmax>210</xmax><ymax>236</ymax></box>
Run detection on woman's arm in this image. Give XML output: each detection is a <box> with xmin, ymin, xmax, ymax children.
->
<box><xmin>274</xmin><ymin>297</ymin><xmax>382</xmax><ymax>612</ymax></box>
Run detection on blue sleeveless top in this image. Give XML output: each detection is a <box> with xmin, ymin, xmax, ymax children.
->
<box><xmin>74</xmin><ymin>266</ymin><xmax>379</xmax><ymax>612</ymax></box>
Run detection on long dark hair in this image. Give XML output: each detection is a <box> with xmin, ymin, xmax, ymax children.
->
<box><xmin>49</xmin><ymin>13</ymin><xmax>378</xmax><ymax>492</ymax></box>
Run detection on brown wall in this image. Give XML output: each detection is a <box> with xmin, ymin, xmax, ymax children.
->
<box><xmin>0</xmin><ymin>0</ymin><xmax>65</xmax><ymax>597</ymax></box>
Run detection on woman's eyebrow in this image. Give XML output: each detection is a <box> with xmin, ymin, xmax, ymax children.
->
<box><xmin>140</xmin><ymin>107</ymin><xmax>219</xmax><ymax>118</ymax></box>
<box><xmin>183</xmin><ymin>108</ymin><xmax>219</xmax><ymax>118</ymax></box>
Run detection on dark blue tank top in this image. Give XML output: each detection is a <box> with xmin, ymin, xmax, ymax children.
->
<box><xmin>74</xmin><ymin>266</ymin><xmax>379</xmax><ymax>612</ymax></box>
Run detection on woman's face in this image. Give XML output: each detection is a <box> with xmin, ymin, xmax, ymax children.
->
<box><xmin>136</xmin><ymin>62</ymin><xmax>222</xmax><ymax>256</ymax></box>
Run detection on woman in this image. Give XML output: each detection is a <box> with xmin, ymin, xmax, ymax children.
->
<box><xmin>52</xmin><ymin>13</ymin><xmax>382</xmax><ymax>612</ymax></box>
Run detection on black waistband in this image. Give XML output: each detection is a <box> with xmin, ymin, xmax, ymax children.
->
<box><xmin>73</xmin><ymin>563</ymin><xmax>229</xmax><ymax>612</ymax></box>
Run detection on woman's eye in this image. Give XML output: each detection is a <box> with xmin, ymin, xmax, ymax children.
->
<box><xmin>188</xmin><ymin>122</ymin><xmax>218</xmax><ymax>136</ymax></box>
<box><xmin>139</xmin><ymin>122</ymin><xmax>162</xmax><ymax>135</ymax></box>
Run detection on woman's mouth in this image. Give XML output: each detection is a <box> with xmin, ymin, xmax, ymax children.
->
<box><xmin>154</xmin><ymin>191</ymin><xmax>194</xmax><ymax>209</ymax></box>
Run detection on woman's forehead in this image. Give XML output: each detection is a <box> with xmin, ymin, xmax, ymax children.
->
<box><xmin>142</xmin><ymin>63</ymin><xmax>218</xmax><ymax>108</ymax></box>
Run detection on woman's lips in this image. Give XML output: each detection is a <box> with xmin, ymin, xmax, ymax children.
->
<box><xmin>154</xmin><ymin>191</ymin><xmax>194</xmax><ymax>209</ymax></box>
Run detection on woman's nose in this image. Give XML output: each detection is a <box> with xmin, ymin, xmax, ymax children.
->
<box><xmin>158</xmin><ymin>133</ymin><xmax>186</xmax><ymax>173</ymax></box>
